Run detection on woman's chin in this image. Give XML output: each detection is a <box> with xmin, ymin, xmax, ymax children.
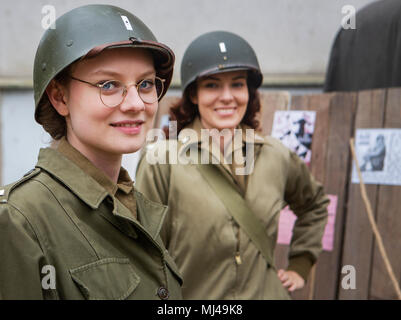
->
<box><xmin>213</xmin><ymin>119</ymin><xmax>241</xmax><ymax>131</ymax></box>
<box><xmin>108</xmin><ymin>140</ymin><xmax>143</xmax><ymax>155</ymax></box>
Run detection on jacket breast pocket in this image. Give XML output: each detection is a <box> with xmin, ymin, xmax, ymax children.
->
<box><xmin>69</xmin><ymin>257</ymin><xmax>140</xmax><ymax>300</ymax></box>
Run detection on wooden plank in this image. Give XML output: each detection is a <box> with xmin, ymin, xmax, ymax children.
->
<box><xmin>273</xmin><ymin>94</ymin><xmax>310</xmax><ymax>299</ymax></box>
<box><xmin>290</xmin><ymin>93</ymin><xmax>331</xmax><ymax>300</ymax></box>
<box><xmin>258</xmin><ymin>91</ymin><xmax>294</xmax><ymax>284</ymax></box>
<box><xmin>303</xmin><ymin>93</ymin><xmax>331</xmax><ymax>182</ymax></box>
<box><xmin>339</xmin><ymin>88</ymin><xmax>386</xmax><ymax>299</ymax></box>
<box><xmin>369</xmin><ymin>87</ymin><xmax>401</xmax><ymax>299</ymax></box>
<box><xmin>271</xmin><ymin>93</ymin><xmax>308</xmax><ymax>274</ymax></box>
<box><xmin>313</xmin><ymin>92</ymin><xmax>357</xmax><ymax>299</ymax></box>
<box><xmin>258</xmin><ymin>91</ymin><xmax>290</xmax><ymax>135</ymax></box>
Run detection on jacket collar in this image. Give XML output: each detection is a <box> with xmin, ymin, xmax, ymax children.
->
<box><xmin>106</xmin><ymin>191</ymin><xmax>167</xmax><ymax>240</ymax></box>
<box><xmin>36</xmin><ymin>147</ymin><xmax>109</xmax><ymax>210</ymax></box>
<box><xmin>35</xmin><ymin>146</ymin><xmax>166</xmax><ymax>239</ymax></box>
<box><xmin>56</xmin><ymin>137</ymin><xmax>133</xmax><ymax>197</ymax></box>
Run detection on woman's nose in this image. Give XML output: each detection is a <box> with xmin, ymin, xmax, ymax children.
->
<box><xmin>219</xmin><ymin>84</ymin><xmax>234</xmax><ymax>102</ymax></box>
<box><xmin>119</xmin><ymin>85</ymin><xmax>145</xmax><ymax>112</ymax></box>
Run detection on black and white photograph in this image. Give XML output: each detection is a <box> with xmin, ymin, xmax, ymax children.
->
<box><xmin>352</xmin><ymin>129</ymin><xmax>401</xmax><ymax>186</ymax></box>
<box><xmin>271</xmin><ymin>111</ymin><xmax>316</xmax><ymax>165</ymax></box>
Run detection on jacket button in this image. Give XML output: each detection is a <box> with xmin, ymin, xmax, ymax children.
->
<box><xmin>157</xmin><ymin>286</ymin><xmax>169</xmax><ymax>300</ymax></box>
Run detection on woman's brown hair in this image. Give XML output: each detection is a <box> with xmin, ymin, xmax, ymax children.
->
<box><xmin>167</xmin><ymin>72</ymin><xmax>261</xmax><ymax>137</ymax></box>
<box><xmin>35</xmin><ymin>66</ymin><xmax>71</xmax><ymax>140</ymax></box>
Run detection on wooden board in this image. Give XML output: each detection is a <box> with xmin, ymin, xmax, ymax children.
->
<box><xmin>313</xmin><ymin>91</ymin><xmax>357</xmax><ymax>300</ymax></box>
<box><xmin>258</xmin><ymin>91</ymin><xmax>290</xmax><ymax>135</ymax></box>
<box><xmin>270</xmin><ymin>94</ymin><xmax>308</xmax><ymax>276</ymax></box>
<box><xmin>290</xmin><ymin>93</ymin><xmax>331</xmax><ymax>300</ymax></box>
<box><xmin>257</xmin><ymin>91</ymin><xmax>293</xmax><ymax>292</ymax></box>
<box><xmin>369</xmin><ymin>87</ymin><xmax>401</xmax><ymax>299</ymax></box>
<box><xmin>339</xmin><ymin>88</ymin><xmax>386</xmax><ymax>299</ymax></box>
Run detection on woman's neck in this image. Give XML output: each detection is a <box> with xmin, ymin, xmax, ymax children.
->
<box><xmin>66</xmin><ymin>134</ymin><xmax>122</xmax><ymax>183</ymax></box>
<box><xmin>200</xmin><ymin>119</ymin><xmax>236</xmax><ymax>155</ymax></box>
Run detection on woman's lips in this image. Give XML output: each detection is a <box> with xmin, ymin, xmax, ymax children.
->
<box><xmin>110</xmin><ymin>120</ymin><xmax>144</xmax><ymax>135</ymax></box>
<box><xmin>214</xmin><ymin>107</ymin><xmax>237</xmax><ymax>116</ymax></box>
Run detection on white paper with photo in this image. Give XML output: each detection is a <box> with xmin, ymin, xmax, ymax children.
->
<box><xmin>352</xmin><ymin>128</ymin><xmax>401</xmax><ymax>186</ymax></box>
<box><xmin>271</xmin><ymin>110</ymin><xmax>316</xmax><ymax>165</ymax></box>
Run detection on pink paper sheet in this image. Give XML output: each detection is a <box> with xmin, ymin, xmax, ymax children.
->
<box><xmin>277</xmin><ymin>195</ymin><xmax>338</xmax><ymax>251</ymax></box>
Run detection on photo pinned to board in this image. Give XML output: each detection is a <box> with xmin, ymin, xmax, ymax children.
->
<box><xmin>271</xmin><ymin>110</ymin><xmax>316</xmax><ymax>166</ymax></box>
<box><xmin>352</xmin><ymin>128</ymin><xmax>401</xmax><ymax>186</ymax></box>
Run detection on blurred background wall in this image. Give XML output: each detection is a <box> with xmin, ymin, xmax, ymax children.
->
<box><xmin>0</xmin><ymin>0</ymin><xmax>375</xmax><ymax>184</ymax></box>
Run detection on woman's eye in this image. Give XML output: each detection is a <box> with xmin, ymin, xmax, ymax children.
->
<box><xmin>140</xmin><ymin>79</ymin><xmax>155</xmax><ymax>90</ymax></box>
<box><xmin>204</xmin><ymin>82</ymin><xmax>219</xmax><ymax>89</ymax></box>
<box><xmin>100</xmin><ymin>81</ymin><xmax>120</xmax><ymax>91</ymax></box>
<box><xmin>232</xmin><ymin>81</ymin><xmax>246</xmax><ymax>88</ymax></box>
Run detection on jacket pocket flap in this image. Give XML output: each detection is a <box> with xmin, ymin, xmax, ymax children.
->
<box><xmin>70</xmin><ymin>258</ymin><xmax>140</xmax><ymax>300</ymax></box>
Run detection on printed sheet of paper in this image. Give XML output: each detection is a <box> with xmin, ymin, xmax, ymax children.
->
<box><xmin>277</xmin><ymin>195</ymin><xmax>338</xmax><ymax>251</ymax></box>
<box><xmin>351</xmin><ymin>129</ymin><xmax>401</xmax><ymax>186</ymax></box>
<box><xmin>271</xmin><ymin>111</ymin><xmax>316</xmax><ymax>165</ymax></box>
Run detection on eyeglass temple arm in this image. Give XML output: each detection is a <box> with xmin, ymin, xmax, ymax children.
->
<box><xmin>69</xmin><ymin>75</ymin><xmax>102</xmax><ymax>88</ymax></box>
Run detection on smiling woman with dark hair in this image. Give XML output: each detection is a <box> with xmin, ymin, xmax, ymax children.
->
<box><xmin>136</xmin><ymin>31</ymin><xmax>329</xmax><ymax>300</ymax></box>
<box><xmin>0</xmin><ymin>4</ymin><xmax>182</xmax><ymax>300</ymax></box>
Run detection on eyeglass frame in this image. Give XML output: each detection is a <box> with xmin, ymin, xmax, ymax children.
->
<box><xmin>68</xmin><ymin>75</ymin><xmax>166</xmax><ymax>107</ymax></box>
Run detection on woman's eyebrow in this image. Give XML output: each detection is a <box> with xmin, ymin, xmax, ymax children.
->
<box><xmin>203</xmin><ymin>75</ymin><xmax>247</xmax><ymax>81</ymax></box>
<box><xmin>89</xmin><ymin>69</ymin><xmax>156</xmax><ymax>78</ymax></box>
<box><xmin>204</xmin><ymin>76</ymin><xmax>220</xmax><ymax>81</ymax></box>
<box><xmin>232</xmin><ymin>75</ymin><xmax>247</xmax><ymax>80</ymax></box>
<box><xmin>89</xmin><ymin>69</ymin><xmax>121</xmax><ymax>77</ymax></box>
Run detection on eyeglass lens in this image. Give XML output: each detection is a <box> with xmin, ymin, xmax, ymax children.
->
<box><xmin>99</xmin><ymin>78</ymin><xmax>164</xmax><ymax>107</ymax></box>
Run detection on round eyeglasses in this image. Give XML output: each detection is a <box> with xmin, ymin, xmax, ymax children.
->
<box><xmin>69</xmin><ymin>75</ymin><xmax>165</xmax><ymax>107</ymax></box>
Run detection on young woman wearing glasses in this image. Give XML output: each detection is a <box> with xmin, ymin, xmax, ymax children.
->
<box><xmin>0</xmin><ymin>5</ymin><xmax>182</xmax><ymax>300</ymax></box>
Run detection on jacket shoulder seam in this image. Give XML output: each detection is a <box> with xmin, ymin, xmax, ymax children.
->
<box><xmin>5</xmin><ymin>202</ymin><xmax>46</xmax><ymax>255</ymax></box>
<box><xmin>30</xmin><ymin>177</ymin><xmax>100</xmax><ymax>260</ymax></box>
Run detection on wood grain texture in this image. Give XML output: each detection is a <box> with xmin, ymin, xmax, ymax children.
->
<box><xmin>369</xmin><ymin>88</ymin><xmax>401</xmax><ymax>299</ymax></box>
<box><xmin>258</xmin><ymin>91</ymin><xmax>290</xmax><ymax>135</ymax></box>
<box><xmin>313</xmin><ymin>92</ymin><xmax>357</xmax><ymax>299</ymax></box>
<box><xmin>339</xmin><ymin>88</ymin><xmax>386</xmax><ymax>299</ymax></box>
<box><xmin>290</xmin><ymin>93</ymin><xmax>331</xmax><ymax>300</ymax></box>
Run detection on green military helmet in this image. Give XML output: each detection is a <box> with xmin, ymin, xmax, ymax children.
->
<box><xmin>180</xmin><ymin>31</ymin><xmax>262</xmax><ymax>91</ymax></box>
<box><xmin>34</xmin><ymin>4</ymin><xmax>174</xmax><ymax>122</ymax></box>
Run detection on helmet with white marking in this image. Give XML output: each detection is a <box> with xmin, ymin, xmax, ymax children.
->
<box><xmin>34</xmin><ymin>4</ymin><xmax>175</xmax><ymax>124</ymax></box>
<box><xmin>180</xmin><ymin>31</ymin><xmax>262</xmax><ymax>91</ymax></box>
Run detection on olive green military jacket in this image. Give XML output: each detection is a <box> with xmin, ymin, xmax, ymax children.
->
<box><xmin>0</xmin><ymin>147</ymin><xmax>182</xmax><ymax>300</ymax></box>
<box><xmin>136</xmin><ymin>119</ymin><xmax>329</xmax><ymax>300</ymax></box>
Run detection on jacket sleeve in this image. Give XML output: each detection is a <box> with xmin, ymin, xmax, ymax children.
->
<box><xmin>0</xmin><ymin>203</ymin><xmax>47</xmax><ymax>299</ymax></box>
<box><xmin>135</xmin><ymin>148</ymin><xmax>172</xmax><ymax>247</ymax></box>
<box><xmin>284</xmin><ymin>151</ymin><xmax>329</xmax><ymax>281</ymax></box>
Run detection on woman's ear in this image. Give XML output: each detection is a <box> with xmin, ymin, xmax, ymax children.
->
<box><xmin>189</xmin><ymin>90</ymin><xmax>198</xmax><ymax>105</ymax></box>
<box><xmin>46</xmin><ymin>80</ymin><xmax>69</xmax><ymax>116</ymax></box>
